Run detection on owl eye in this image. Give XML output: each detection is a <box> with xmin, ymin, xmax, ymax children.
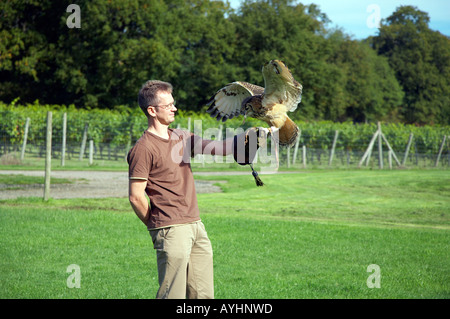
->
<box><xmin>273</xmin><ymin>65</ymin><xmax>280</xmax><ymax>74</ymax></box>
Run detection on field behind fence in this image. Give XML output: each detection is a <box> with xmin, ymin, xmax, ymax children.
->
<box><xmin>1</xmin><ymin>101</ymin><xmax>449</xmax><ymax>170</ymax></box>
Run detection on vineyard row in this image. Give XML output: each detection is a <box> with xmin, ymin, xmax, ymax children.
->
<box><xmin>1</xmin><ymin>102</ymin><xmax>449</xmax><ymax>168</ymax></box>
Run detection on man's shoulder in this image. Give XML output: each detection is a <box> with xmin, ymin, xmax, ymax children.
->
<box><xmin>133</xmin><ymin>131</ymin><xmax>152</xmax><ymax>147</ymax></box>
<box><xmin>128</xmin><ymin>132</ymin><xmax>156</xmax><ymax>160</ymax></box>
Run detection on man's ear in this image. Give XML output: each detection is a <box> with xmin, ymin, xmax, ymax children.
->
<box><xmin>147</xmin><ymin>106</ymin><xmax>157</xmax><ymax>118</ymax></box>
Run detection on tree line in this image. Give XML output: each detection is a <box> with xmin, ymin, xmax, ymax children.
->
<box><xmin>0</xmin><ymin>0</ymin><xmax>449</xmax><ymax>125</ymax></box>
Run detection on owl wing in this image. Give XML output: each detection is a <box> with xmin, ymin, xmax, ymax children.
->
<box><xmin>262</xmin><ymin>61</ymin><xmax>303</xmax><ymax>113</ymax></box>
<box><xmin>206</xmin><ymin>81</ymin><xmax>264</xmax><ymax>122</ymax></box>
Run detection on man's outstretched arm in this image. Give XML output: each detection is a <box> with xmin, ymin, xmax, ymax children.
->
<box><xmin>198</xmin><ymin>126</ymin><xmax>279</xmax><ymax>157</ymax></box>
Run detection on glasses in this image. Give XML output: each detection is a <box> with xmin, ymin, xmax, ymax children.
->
<box><xmin>150</xmin><ymin>100</ymin><xmax>176</xmax><ymax>110</ymax></box>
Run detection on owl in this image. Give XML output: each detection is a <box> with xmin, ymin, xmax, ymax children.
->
<box><xmin>206</xmin><ymin>60</ymin><xmax>302</xmax><ymax>146</ymax></box>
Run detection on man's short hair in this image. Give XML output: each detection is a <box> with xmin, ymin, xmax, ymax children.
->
<box><xmin>138</xmin><ymin>80</ymin><xmax>173</xmax><ymax>117</ymax></box>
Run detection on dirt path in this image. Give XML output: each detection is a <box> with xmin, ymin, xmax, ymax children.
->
<box><xmin>0</xmin><ymin>170</ymin><xmax>226</xmax><ymax>200</ymax></box>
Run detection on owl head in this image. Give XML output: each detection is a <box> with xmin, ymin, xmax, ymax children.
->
<box><xmin>262</xmin><ymin>60</ymin><xmax>294</xmax><ymax>86</ymax></box>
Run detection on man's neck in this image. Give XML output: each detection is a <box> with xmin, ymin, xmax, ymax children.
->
<box><xmin>147</xmin><ymin>121</ymin><xmax>170</xmax><ymax>139</ymax></box>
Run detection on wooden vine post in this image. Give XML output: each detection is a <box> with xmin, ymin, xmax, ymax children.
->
<box><xmin>44</xmin><ymin>112</ymin><xmax>52</xmax><ymax>201</ymax></box>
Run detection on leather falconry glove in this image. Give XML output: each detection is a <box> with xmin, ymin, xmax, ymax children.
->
<box><xmin>233</xmin><ymin>126</ymin><xmax>279</xmax><ymax>186</ymax></box>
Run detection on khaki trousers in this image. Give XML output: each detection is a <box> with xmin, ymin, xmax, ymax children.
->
<box><xmin>150</xmin><ymin>221</ymin><xmax>214</xmax><ymax>299</ymax></box>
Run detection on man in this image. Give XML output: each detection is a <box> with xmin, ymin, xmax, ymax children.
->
<box><xmin>127</xmin><ymin>80</ymin><xmax>276</xmax><ymax>299</ymax></box>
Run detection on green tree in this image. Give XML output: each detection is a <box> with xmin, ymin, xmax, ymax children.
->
<box><xmin>331</xmin><ymin>35</ymin><xmax>404</xmax><ymax>122</ymax></box>
<box><xmin>370</xmin><ymin>5</ymin><xmax>450</xmax><ymax>124</ymax></box>
<box><xmin>54</xmin><ymin>0</ymin><xmax>186</xmax><ymax>108</ymax></box>
<box><xmin>166</xmin><ymin>0</ymin><xmax>236</xmax><ymax>110</ymax></box>
<box><xmin>0</xmin><ymin>0</ymin><xmax>235</xmax><ymax>109</ymax></box>
<box><xmin>0</xmin><ymin>0</ymin><xmax>67</xmax><ymax>104</ymax></box>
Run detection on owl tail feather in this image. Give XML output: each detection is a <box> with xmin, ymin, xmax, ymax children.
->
<box><xmin>250</xmin><ymin>164</ymin><xmax>264</xmax><ymax>187</ymax></box>
<box><xmin>278</xmin><ymin>116</ymin><xmax>299</xmax><ymax>147</ymax></box>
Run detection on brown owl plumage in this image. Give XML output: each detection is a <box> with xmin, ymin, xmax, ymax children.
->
<box><xmin>206</xmin><ymin>60</ymin><xmax>302</xmax><ymax>146</ymax></box>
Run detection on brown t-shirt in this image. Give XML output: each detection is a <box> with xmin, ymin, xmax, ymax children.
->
<box><xmin>127</xmin><ymin>129</ymin><xmax>201</xmax><ymax>230</ymax></box>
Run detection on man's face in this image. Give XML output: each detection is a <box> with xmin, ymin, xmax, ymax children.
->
<box><xmin>149</xmin><ymin>91</ymin><xmax>177</xmax><ymax>125</ymax></box>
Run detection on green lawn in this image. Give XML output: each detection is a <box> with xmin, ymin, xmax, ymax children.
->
<box><xmin>0</xmin><ymin>170</ymin><xmax>449</xmax><ymax>298</ymax></box>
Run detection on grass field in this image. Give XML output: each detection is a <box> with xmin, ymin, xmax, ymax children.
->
<box><xmin>0</xmin><ymin>169</ymin><xmax>449</xmax><ymax>299</ymax></box>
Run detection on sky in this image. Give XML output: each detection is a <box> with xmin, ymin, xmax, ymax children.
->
<box><xmin>227</xmin><ymin>0</ymin><xmax>450</xmax><ymax>39</ymax></box>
